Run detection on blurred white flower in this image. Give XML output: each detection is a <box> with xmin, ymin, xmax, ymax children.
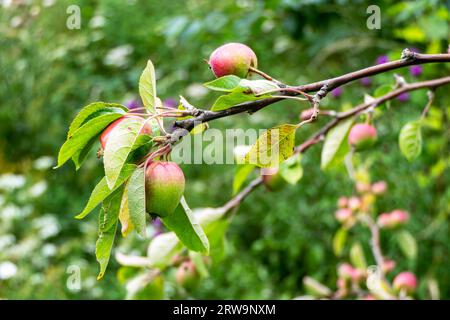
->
<box><xmin>33</xmin><ymin>215</ymin><xmax>60</xmax><ymax>239</ymax></box>
<box><xmin>42</xmin><ymin>243</ymin><xmax>57</xmax><ymax>257</ymax></box>
<box><xmin>0</xmin><ymin>174</ymin><xmax>26</xmax><ymax>190</ymax></box>
<box><xmin>1</xmin><ymin>0</ymin><xmax>12</xmax><ymax>9</ymax></box>
<box><xmin>0</xmin><ymin>234</ymin><xmax>16</xmax><ymax>251</ymax></box>
<box><xmin>89</xmin><ymin>15</ymin><xmax>106</xmax><ymax>29</ymax></box>
<box><xmin>273</xmin><ymin>37</ymin><xmax>292</xmax><ymax>54</ymax></box>
<box><xmin>104</xmin><ymin>45</ymin><xmax>133</xmax><ymax>68</ymax></box>
<box><xmin>0</xmin><ymin>261</ymin><xmax>17</xmax><ymax>280</ymax></box>
<box><xmin>2</xmin><ymin>204</ymin><xmax>21</xmax><ymax>219</ymax></box>
<box><xmin>43</xmin><ymin>0</ymin><xmax>56</xmax><ymax>7</ymax></box>
<box><xmin>30</xmin><ymin>5</ymin><xmax>40</xmax><ymax>17</ymax></box>
<box><xmin>186</xmin><ymin>83</ymin><xmax>208</xmax><ymax>99</ymax></box>
<box><xmin>28</xmin><ymin>181</ymin><xmax>48</xmax><ymax>198</ymax></box>
<box><xmin>262</xmin><ymin>19</ymin><xmax>275</xmax><ymax>33</ymax></box>
<box><xmin>33</xmin><ymin>156</ymin><xmax>54</xmax><ymax>170</ymax></box>
<box><xmin>10</xmin><ymin>15</ymin><xmax>22</xmax><ymax>28</ymax></box>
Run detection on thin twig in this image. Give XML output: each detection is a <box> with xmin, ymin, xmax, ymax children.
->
<box><xmin>421</xmin><ymin>90</ymin><xmax>435</xmax><ymax>119</ymax></box>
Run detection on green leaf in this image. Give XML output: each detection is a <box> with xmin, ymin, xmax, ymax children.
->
<box><xmin>194</xmin><ymin>207</ymin><xmax>228</xmax><ymax>262</ymax></box>
<box><xmin>321</xmin><ymin>119</ymin><xmax>353</xmax><ymax>170</ymax></box>
<box><xmin>279</xmin><ymin>153</ymin><xmax>303</xmax><ymax>185</ymax></box>
<box><xmin>118</xmin><ymin>183</ymin><xmax>133</xmax><ymax>237</ymax></box>
<box><xmin>75</xmin><ymin>164</ymin><xmax>136</xmax><ymax>219</ymax></box>
<box><xmin>147</xmin><ymin>232</ymin><xmax>182</xmax><ymax>268</ymax></box>
<box><xmin>350</xmin><ymin>242</ymin><xmax>367</xmax><ymax>270</ymax></box>
<box><xmin>98</xmin><ymin>187</ymin><xmax>123</xmax><ymax>232</ymax></box>
<box><xmin>333</xmin><ymin>227</ymin><xmax>347</xmax><ymax>257</ymax></box>
<box><xmin>211</xmin><ymin>91</ymin><xmax>272</xmax><ymax>111</ymax></box>
<box><xmin>399</xmin><ymin>120</ymin><xmax>422</xmax><ymax>161</ymax></box>
<box><xmin>204</xmin><ymin>75</ymin><xmax>242</xmax><ymax>92</ymax></box>
<box><xmin>95</xmin><ymin>221</ymin><xmax>117</xmax><ymax>280</ymax></box>
<box><xmin>67</xmin><ymin>102</ymin><xmax>127</xmax><ymax>138</ymax></box>
<box><xmin>238</xmin><ymin>79</ymin><xmax>279</xmax><ymax>95</ymax></box>
<box><xmin>103</xmin><ymin>117</ymin><xmax>149</xmax><ymax>189</ymax></box>
<box><xmin>139</xmin><ymin>60</ymin><xmax>157</xmax><ymax>113</ymax></box>
<box><xmin>96</xmin><ymin>188</ymin><xmax>123</xmax><ymax>280</ymax></box>
<box><xmin>244</xmin><ymin>124</ymin><xmax>297</xmax><ymax>168</ymax></box>
<box><xmin>56</xmin><ymin>113</ymin><xmax>124</xmax><ymax>168</ymax></box>
<box><xmin>397</xmin><ymin>230</ymin><xmax>417</xmax><ymax>260</ymax></box>
<box><xmin>204</xmin><ymin>77</ymin><xmax>279</xmax><ymax>96</ymax></box>
<box><xmin>127</xmin><ymin>167</ymin><xmax>147</xmax><ymax>237</ymax></box>
<box><xmin>72</xmin><ymin>135</ymin><xmax>98</xmax><ymax>170</ymax></box>
<box><xmin>232</xmin><ymin>164</ymin><xmax>255</xmax><ymax>194</ymax></box>
<box><xmin>161</xmin><ymin>196</ymin><xmax>209</xmax><ymax>254</ymax></box>
<box><xmin>374</xmin><ymin>84</ymin><xmax>393</xmax><ymax>98</ymax></box>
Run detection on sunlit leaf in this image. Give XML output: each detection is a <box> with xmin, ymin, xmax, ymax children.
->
<box><xmin>56</xmin><ymin>113</ymin><xmax>124</xmax><ymax>168</ymax></box>
<box><xmin>321</xmin><ymin>119</ymin><xmax>353</xmax><ymax>170</ymax></box>
<box><xmin>244</xmin><ymin>124</ymin><xmax>297</xmax><ymax>168</ymax></box>
<box><xmin>350</xmin><ymin>242</ymin><xmax>367</xmax><ymax>270</ymax></box>
<box><xmin>139</xmin><ymin>60</ymin><xmax>157</xmax><ymax>113</ymax></box>
<box><xmin>279</xmin><ymin>153</ymin><xmax>303</xmax><ymax>185</ymax></box>
<box><xmin>399</xmin><ymin>120</ymin><xmax>422</xmax><ymax>161</ymax></box>
<box><xmin>67</xmin><ymin>102</ymin><xmax>127</xmax><ymax>138</ymax></box>
<box><xmin>204</xmin><ymin>75</ymin><xmax>241</xmax><ymax>92</ymax></box>
<box><xmin>127</xmin><ymin>167</ymin><xmax>147</xmax><ymax>237</ymax></box>
<box><xmin>161</xmin><ymin>196</ymin><xmax>209</xmax><ymax>254</ymax></box>
<box><xmin>103</xmin><ymin>117</ymin><xmax>149</xmax><ymax>189</ymax></box>
<box><xmin>96</xmin><ymin>188</ymin><xmax>123</xmax><ymax>280</ymax></box>
<box><xmin>232</xmin><ymin>164</ymin><xmax>255</xmax><ymax>194</ymax></box>
<box><xmin>397</xmin><ymin>230</ymin><xmax>417</xmax><ymax>260</ymax></box>
<box><xmin>211</xmin><ymin>91</ymin><xmax>272</xmax><ymax>111</ymax></box>
<box><xmin>333</xmin><ymin>227</ymin><xmax>347</xmax><ymax>257</ymax></box>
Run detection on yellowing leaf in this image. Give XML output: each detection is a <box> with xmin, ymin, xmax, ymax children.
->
<box><xmin>399</xmin><ymin>120</ymin><xmax>422</xmax><ymax>162</ymax></box>
<box><xmin>244</xmin><ymin>124</ymin><xmax>297</xmax><ymax>168</ymax></box>
<box><xmin>321</xmin><ymin>119</ymin><xmax>353</xmax><ymax>170</ymax></box>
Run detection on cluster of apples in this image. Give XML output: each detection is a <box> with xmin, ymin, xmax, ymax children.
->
<box><xmin>98</xmin><ymin>43</ymin><xmax>259</xmax><ymax>217</ymax></box>
<box><xmin>100</xmin><ymin>117</ymin><xmax>185</xmax><ymax>217</ymax></box>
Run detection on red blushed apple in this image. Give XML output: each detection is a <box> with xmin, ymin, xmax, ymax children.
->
<box><xmin>175</xmin><ymin>261</ymin><xmax>198</xmax><ymax>289</ymax></box>
<box><xmin>208</xmin><ymin>43</ymin><xmax>258</xmax><ymax>78</ymax></box>
<box><xmin>348</xmin><ymin>123</ymin><xmax>377</xmax><ymax>150</ymax></box>
<box><xmin>100</xmin><ymin>116</ymin><xmax>153</xmax><ymax>150</ymax></box>
<box><xmin>145</xmin><ymin>161</ymin><xmax>185</xmax><ymax>217</ymax></box>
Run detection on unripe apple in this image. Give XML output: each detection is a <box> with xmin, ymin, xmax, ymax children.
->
<box><xmin>348</xmin><ymin>196</ymin><xmax>361</xmax><ymax>211</ymax></box>
<box><xmin>335</xmin><ymin>208</ymin><xmax>353</xmax><ymax>224</ymax></box>
<box><xmin>377</xmin><ymin>210</ymin><xmax>409</xmax><ymax>229</ymax></box>
<box><xmin>382</xmin><ymin>259</ymin><xmax>396</xmax><ymax>274</ymax></box>
<box><xmin>356</xmin><ymin>181</ymin><xmax>371</xmax><ymax>194</ymax></box>
<box><xmin>348</xmin><ymin>123</ymin><xmax>377</xmax><ymax>150</ymax></box>
<box><xmin>100</xmin><ymin>116</ymin><xmax>153</xmax><ymax>150</ymax></box>
<box><xmin>337</xmin><ymin>196</ymin><xmax>348</xmax><ymax>208</ymax></box>
<box><xmin>390</xmin><ymin>209</ymin><xmax>409</xmax><ymax>225</ymax></box>
<box><xmin>371</xmin><ymin>181</ymin><xmax>387</xmax><ymax>195</ymax></box>
<box><xmin>338</xmin><ymin>263</ymin><xmax>355</xmax><ymax>280</ymax></box>
<box><xmin>176</xmin><ymin>261</ymin><xmax>198</xmax><ymax>289</ymax></box>
<box><xmin>393</xmin><ymin>271</ymin><xmax>417</xmax><ymax>293</ymax></box>
<box><xmin>145</xmin><ymin>161</ymin><xmax>185</xmax><ymax>217</ymax></box>
<box><xmin>261</xmin><ymin>167</ymin><xmax>287</xmax><ymax>192</ymax></box>
<box><xmin>208</xmin><ymin>43</ymin><xmax>258</xmax><ymax>78</ymax></box>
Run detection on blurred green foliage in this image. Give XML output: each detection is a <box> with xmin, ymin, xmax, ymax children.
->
<box><xmin>0</xmin><ymin>0</ymin><xmax>448</xmax><ymax>299</ymax></box>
